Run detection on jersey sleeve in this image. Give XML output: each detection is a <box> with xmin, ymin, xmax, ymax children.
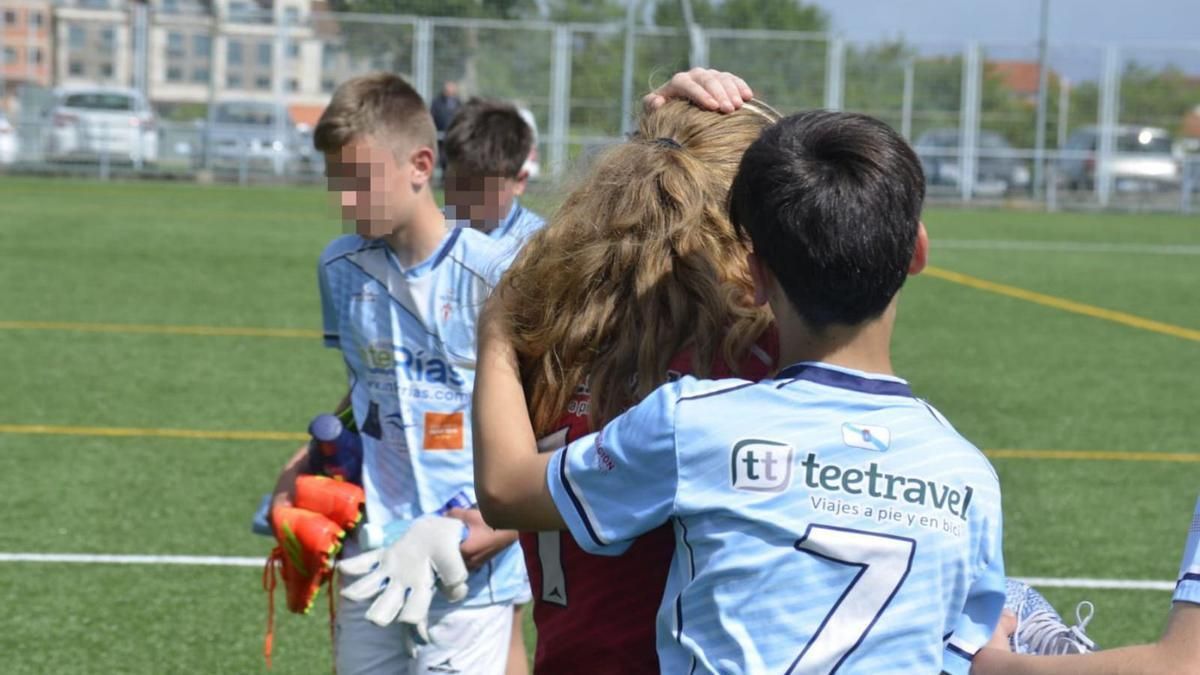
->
<box><xmin>318</xmin><ymin>257</ymin><xmax>340</xmax><ymax>348</ymax></box>
<box><xmin>1174</xmin><ymin>496</ymin><xmax>1200</xmax><ymax>606</ymax></box>
<box><xmin>942</xmin><ymin>494</ymin><xmax>1006</xmax><ymax>675</ymax></box>
<box><xmin>546</xmin><ymin>382</ymin><xmax>680</xmax><ymax>556</ymax></box>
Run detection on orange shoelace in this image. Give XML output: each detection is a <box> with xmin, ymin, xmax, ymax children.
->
<box><xmin>262</xmin><ymin>549</ymin><xmax>338</xmax><ymax>672</ymax></box>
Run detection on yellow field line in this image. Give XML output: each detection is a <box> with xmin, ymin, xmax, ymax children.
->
<box><xmin>984</xmin><ymin>449</ymin><xmax>1199</xmax><ymax>463</ymax></box>
<box><xmin>0</xmin><ymin>321</ymin><xmax>321</xmax><ymax>339</ymax></box>
<box><xmin>0</xmin><ymin>424</ymin><xmax>307</xmax><ymax>442</ymax></box>
<box><xmin>0</xmin><ymin>424</ymin><xmax>1196</xmax><ymax>462</ymax></box>
<box><xmin>924</xmin><ymin>266</ymin><xmax>1200</xmax><ymax>343</ymax></box>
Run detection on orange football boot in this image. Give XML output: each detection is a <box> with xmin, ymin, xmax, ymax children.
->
<box><xmin>269</xmin><ymin>506</ymin><xmax>345</xmax><ymax>614</ymax></box>
<box><xmin>293</xmin><ymin>474</ymin><xmax>366</xmax><ymax>533</ymax></box>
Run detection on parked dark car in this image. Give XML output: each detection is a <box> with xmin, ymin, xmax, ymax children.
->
<box><xmin>915</xmin><ymin>128</ymin><xmax>1031</xmax><ymax>196</ymax></box>
<box><xmin>197</xmin><ymin>99</ymin><xmax>318</xmax><ymax>175</ymax></box>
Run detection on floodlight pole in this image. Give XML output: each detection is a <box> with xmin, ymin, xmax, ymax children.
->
<box><xmin>1033</xmin><ymin>0</ymin><xmax>1050</xmax><ymax>200</ymax></box>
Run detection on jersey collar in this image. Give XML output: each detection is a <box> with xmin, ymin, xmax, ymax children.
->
<box><xmin>385</xmin><ymin>226</ymin><xmax>462</xmax><ymax>279</ymax></box>
<box><xmin>492</xmin><ymin>201</ymin><xmax>524</xmax><ymax>239</ymax></box>
<box><xmin>775</xmin><ymin>362</ymin><xmax>913</xmax><ymax>397</ymax></box>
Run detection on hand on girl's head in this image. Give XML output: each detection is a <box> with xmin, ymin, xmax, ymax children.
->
<box><xmin>644</xmin><ymin>68</ymin><xmax>754</xmax><ymax>114</ymax></box>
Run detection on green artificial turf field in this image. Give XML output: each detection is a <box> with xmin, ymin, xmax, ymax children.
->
<box><xmin>0</xmin><ymin>176</ymin><xmax>1196</xmax><ymax>673</ymax></box>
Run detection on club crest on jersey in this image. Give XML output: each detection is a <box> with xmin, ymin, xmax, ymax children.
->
<box><xmin>730</xmin><ymin>439</ymin><xmax>794</xmax><ymax>492</ymax></box>
<box><xmin>841</xmin><ymin>423</ymin><xmax>891</xmax><ymax>452</ymax></box>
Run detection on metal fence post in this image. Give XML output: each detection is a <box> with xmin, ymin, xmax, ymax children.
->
<box><xmin>1096</xmin><ymin>45</ymin><xmax>1120</xmax><ymax>208</ymax></box>
<box><xmin>959</xmin><ymin>41</ymin><xmax>981</xmax><ymax>202</ymax></box>
<box><xmin>1031</xmin><ymin>0</ymin><xmax>1050</xmax><ymax>202</ymax></box>
<box><xmin>413</xmin><ymin>19</ymin><xmax>433</xmax><ymax>102</ymax></box>
<box><xmin>272</xmin><ymin>8</ymin><xmax>287</xmax><ymax>177</ymax></box>
<box><xmin>1047</xmin><ymin>161</ymin><xmax>1058</xmax><ymax>211</ymax></box>
<box><xmin>202</xmin><ymin>8</ymin><xmax>219</xmax><ymax>172</ymax></box>
<box><xmin>1180</xmin><ymin>157</ymin><xmax>1194</xmax><ymax>214</ymax></box>
<box><xmin>132</xmin><ymin>2</ymin><xmax>148</xmax><ymax>96</ymax></box>
<box><xmin>132</xmin><ymin>2</ymin><xmax>148</xmax><ymax>170</ymax></box>
<box><xmin>1057</xmin><ymin>76</ymin><xmax>1070</xmax><ymax>149</ymax></box>
<box><xmin>25</xmin><ymin>7</ymin><xmax>35</xmax><ymax>83</ymax></box>
<box><xmin>823</xmin><ymin>36</ymin><xmax>844</xmax><ymax>111</ymax></box>
<box><xmin>0</xmin><ymin>17</ymin><xmax>6</xmax><ymax>113</ymax></box>
<box><xmin>688</xmin><ymin>25</ymin><xmax>707</xmax><ymax>68</ymax></box>
<box><xmin>620</xmin><ymin>1</ymin><xmax>638</xmax><ymax>136</ymax></box>
<box><xmin>900</xmin><ymin>59</ymin><xmax>914</xmax><ymax>140</ymax></box>
<box><xmin>548</xmin><ymin>25</ymin><xmax>571</xmax><ymax>180</ymax></box>
<box><xmin>1049</xmin><ymin>76</ymin><xmax>1070</xmax><ymax>211</ymax></box>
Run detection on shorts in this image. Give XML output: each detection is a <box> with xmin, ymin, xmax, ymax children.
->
<box><xmin>335</xmin><ymin>598</ymin><xmax>514</xmax><ymax>675</ymax></box>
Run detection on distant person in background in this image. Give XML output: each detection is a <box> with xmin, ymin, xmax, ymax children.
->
<box><xmin>431</xmin><ymin>81</ymin><xmax>462</xmax><ymax>173</ymax></box>
<box><xmin>443</xmin><ymin>98</ymin><xmax>545</xmax><ymax>248</ymax></box>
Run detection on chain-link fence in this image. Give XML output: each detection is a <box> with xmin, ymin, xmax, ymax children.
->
<box><xmin>1</xmin><ymin>3</ymin><xmax>1198</xmax><ymax>212</ymax></box>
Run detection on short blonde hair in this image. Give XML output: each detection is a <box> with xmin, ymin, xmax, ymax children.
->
<box><xmin>314</xmin><ymin>73</ymin><xmax>437</xmax><ymax>159</ymax></box>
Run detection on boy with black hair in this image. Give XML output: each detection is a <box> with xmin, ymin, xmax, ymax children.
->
<box><xmin>472</xmin><ymin>109</ymin><xmax>1005</xmax><ymax>674</ymax></box>
<box><xmin>442</xmin><ymin>98</ymin><xmax>544</xmax><ymax>245</ymax></box>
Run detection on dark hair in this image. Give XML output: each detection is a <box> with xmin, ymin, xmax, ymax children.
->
<box><xmin>443</xmin><ymin>98</ymin><xmax>533</xmax><ymax>178</ymax></box>
<box><xmin>729</xmin><ymin>110</ymin><xmax>925</xmax><ymax>331</ymax></box>
<box><xmin>313</xmin><ymin>73</ymin><xmax>436</xmax><ymax>157</ymax></box>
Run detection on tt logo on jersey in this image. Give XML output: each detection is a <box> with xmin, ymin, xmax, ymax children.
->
<box><xmin>730</xmin><ymin>439</ymin><xmax>794</xmax><ymax>492</ymax></box>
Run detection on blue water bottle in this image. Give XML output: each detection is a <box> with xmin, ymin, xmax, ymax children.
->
<box><xmin>306</xmin><ymin>413</ymin><xmax>363</xmax><ymax>485</ymax></box>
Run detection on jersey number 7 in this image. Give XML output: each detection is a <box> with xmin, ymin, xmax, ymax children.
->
<box><xmin>787</xmin><ymin>525</ymin><xmax>917</xmax><ymax>675</ymax></box>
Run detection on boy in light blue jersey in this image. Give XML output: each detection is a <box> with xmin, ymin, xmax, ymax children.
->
<box><xmin>442</xmin><ymin>98</ymin><xmax>545</xmax><ymax>249</ymax></box>
<box><xmin>473</xmin><ymin>110</ymin><xmax>1005</xmax><ymax>674</ymax></box>
<box><xmin>271</xmin><ymin>73</ymin><xmax>526</xmax><ymax>675</ymax></box>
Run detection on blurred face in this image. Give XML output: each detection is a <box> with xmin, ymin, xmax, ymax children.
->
<box><xmin>443</xmin><ymin>169</ymin><xmax>527</xmax><ymax>233</ymax></box>
<box><xmin>324</xmin><ymin>136</ymin><xmax>430</xmax><ymax>239</ymax></box>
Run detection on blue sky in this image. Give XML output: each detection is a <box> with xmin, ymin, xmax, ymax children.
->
<box><xmin>810</xmin><ymin>0</ymin><xmax>1199</xmax><ymax>46</ymax></box>
<box><xmin>806</xmin><ymin>0</ymin><xmax>1200</xmax><ymax>80</ymax></box>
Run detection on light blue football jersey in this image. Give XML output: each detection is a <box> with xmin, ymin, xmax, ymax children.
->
<box><xmin>446</xmin><ymin>200</ymin><xmax>544</xmax><ymax>262</ymax></box>
<box><xmin>1174</xmin><ymin>496</ymin><xmax>1200</xmax><ymax>606</ymax></box>
<box><xmin>488</xmin><ymin>199</ymin><xmax>544</xmax><ymax>245</ymax></box>
<box><xmin>318</xmin><ymin>227</ymin><xmax>526</xmax><ymax>608</ymax></box>
<box><xmin>548</xmin><ymin>362</ymin><xmax>1005</xmax><ymax>674</ymax></box>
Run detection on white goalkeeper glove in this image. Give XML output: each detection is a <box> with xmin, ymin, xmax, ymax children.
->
<box><xmin>338</xmin><ymin>515</ymin><xmax>470</xmax><ymax>651</ymax></box>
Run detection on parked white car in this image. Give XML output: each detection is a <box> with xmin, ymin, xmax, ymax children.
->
<box><xmin>43</xmin><ymin>87</ymin><xmax>158</xmax><ymax>164</ymax></box>
<box><xmin>0</xmin><ymin>112</ymin><xmax>17</xmax><ymax>164</ymax></box>
<box><xmin>1059</xmin><ymin>125</ymin><xmax>1181</xmax><ymax>192</ymax></box>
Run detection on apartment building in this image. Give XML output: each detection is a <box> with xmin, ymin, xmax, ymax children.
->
<box><xmin>9</xmin><ymin>0</ymin><xmax>417</xmax><ymax>127</ymax></box>
<box><xmin>54</xmin><ymin>0</ymin><xmax>132</xmax><ymax>88</ymax></box>
<box><xmin>1</xmin><ymin>0</ymin><xmax>54</xmax><ymax>103</ymax></box>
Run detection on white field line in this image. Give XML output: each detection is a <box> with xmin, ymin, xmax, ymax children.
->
<box><xmin>1014</xmin><ymin>576</ymin><xmax>1176</xmax><ymax>592</ymax></box>
<box><xmin>936</xmin><ymin>239</ymin><xmax>1200</xmax><ymax>256</ymax></box>
<box><xmin>0</xmin><ymin>552</ymin><xmax>264</xmax><ymax>567</ymax></box>
<box><xmin>0</xmin><ymin>552</ymin><xmax>1179</xmax><ymax>591</ymax></box>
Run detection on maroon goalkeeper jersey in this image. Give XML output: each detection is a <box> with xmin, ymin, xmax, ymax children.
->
<box><xmin>520</xmin><ymin>329</ymin><xmax>777</xmax><ymax>674</ymax></box>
